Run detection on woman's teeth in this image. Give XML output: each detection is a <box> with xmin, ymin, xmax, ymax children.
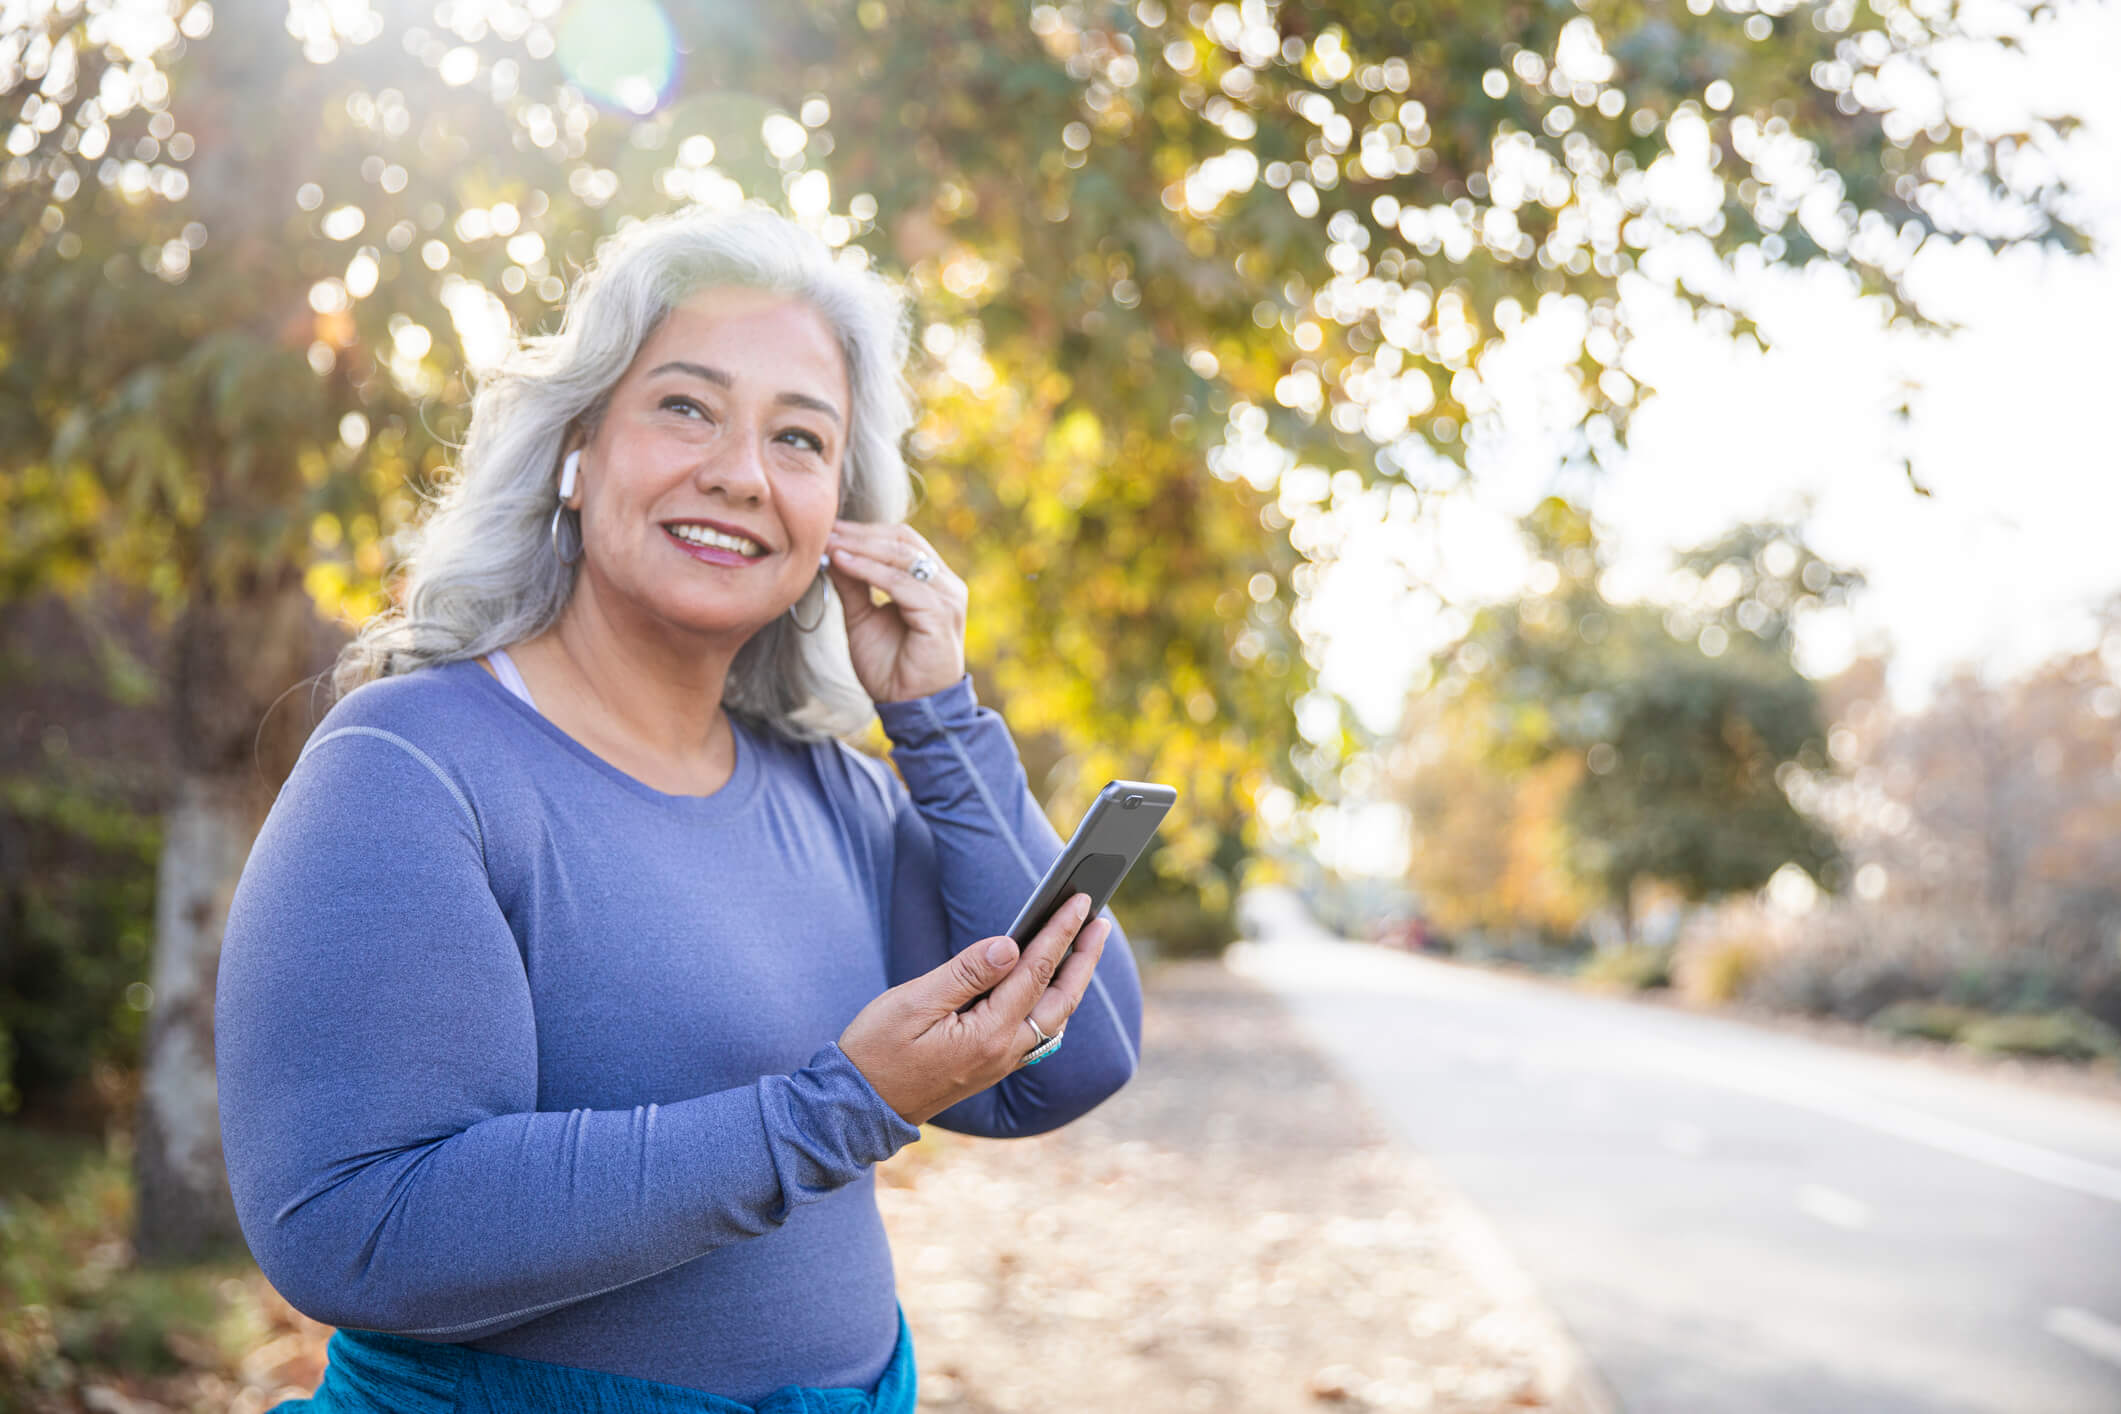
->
<box><xmin>666</xmin><ymin>524</ymin><xmax>765</xmax><ymax>556</ymax></box>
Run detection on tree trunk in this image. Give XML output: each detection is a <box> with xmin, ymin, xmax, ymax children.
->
<box><xmin>131</xmin><ymin>771</ymin><xmax>260</xmax><ymax>1262</ymax></box>
<box><xmin>131</xmin><ymin>570</ymin><xmax>336</xmax><ymax>1264</ymax></box>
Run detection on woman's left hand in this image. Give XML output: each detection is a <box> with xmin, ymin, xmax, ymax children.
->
<box><xmin>825</xmin><ymin>520</ymin><xmax>968</xmax><ymax>704</ymax></box>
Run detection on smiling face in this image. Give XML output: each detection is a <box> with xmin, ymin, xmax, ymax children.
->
<box><xmin>564</xmin><ymin>285</ymin><xmax>850</xmax><ymax>650</ymax></box>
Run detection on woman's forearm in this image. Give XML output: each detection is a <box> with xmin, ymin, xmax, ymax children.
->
<box><xmin>224</xmin><ymin>1049</ymin><xmax>910</xmax><ymax>1340</ymax></box>
<box><xmin>877</xmin><ymin>677</ymin><xmax>1145</xmax><ymax>1135</ymax></box>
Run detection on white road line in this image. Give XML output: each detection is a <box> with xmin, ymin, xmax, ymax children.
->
<box><xmin>1622</xmin><ymin>1035</ymin><xmax>2121</xmax><ymax>1208</ymax></box>
<box><xmin>2046</xmin><ymin>1307</ymin><xmax>2121</xmax><ymax>1371</ymax></box>
<box><xmin>1796</xmin><ymin>1183</ymin><xmax>1873</xmax><ymax>1230</ymax></box>
<box><xmin>1232</xmin><ymin>939</ymin><xmax>2121</xmax><ymax>1206</ymax></box>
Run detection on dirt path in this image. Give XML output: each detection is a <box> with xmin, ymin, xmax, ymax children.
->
<box><xmin>875</xmin><ymin>961</ymin><xmax>1585</xmax><ymax>1412</ymax></box>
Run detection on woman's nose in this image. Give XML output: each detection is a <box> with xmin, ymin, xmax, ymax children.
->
<box><xmin>694</xmin><ymin>431</ymin><xmax>769</xmax><ymax>503</ymax></box>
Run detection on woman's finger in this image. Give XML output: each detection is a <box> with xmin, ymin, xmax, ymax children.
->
<box><xmin>827</xmin><ymin>542</ymin><xmax>964</xmax><ymax>616</ymax></box>
<box><xmin>1023</xmin><ymin>918</ymin><xmax>1109</xmax><ymax>1046</ymax></box>
<box><xmin>980</xmin><ymin>892</ymin><xmax>1092</xmax><ymax>1030</ymax></box>
<box><xmin>829</xmin><ymin>522</ymin><xmax>963</xmax><ymax>593</ymax></box>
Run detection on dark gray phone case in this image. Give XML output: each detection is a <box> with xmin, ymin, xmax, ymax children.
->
<box><xmin>1006</xmin><ymin>780</ymin><xmax>1177</xmax><ymax>946</ymax></box>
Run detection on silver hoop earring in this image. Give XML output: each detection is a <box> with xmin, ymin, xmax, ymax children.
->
<box><xmin>549</xmin><ymin>504</ymin><xmax>583</xmax><ymax>566</ymax></box>
<box><xmin>789</xmin><ymin>569</ymin><xmax>829</xmax><ymax>632</ymax></box>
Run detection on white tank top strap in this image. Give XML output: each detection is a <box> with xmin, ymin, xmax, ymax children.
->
<box><xmin>484</xmin><ymin>646</ymin><xmax>540</xmax><ymax>715</ymax></box>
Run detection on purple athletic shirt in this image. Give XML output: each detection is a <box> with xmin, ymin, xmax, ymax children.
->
<box><xmin>213</xmin><ymin>660</ymin><xmax>1142</xmax><ymax>1401</ymax></box>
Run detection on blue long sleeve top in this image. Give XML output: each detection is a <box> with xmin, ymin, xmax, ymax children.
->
<box><xmin>212</xmin><ymin>660</ymin><xmax>1143</xmax><ymax>1401</ymax></box>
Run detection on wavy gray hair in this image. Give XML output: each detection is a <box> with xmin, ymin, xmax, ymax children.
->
<box><xmin>331</xmin><ymin>202</ymin><xmax>916</xmax><ymax>740</ymax></box>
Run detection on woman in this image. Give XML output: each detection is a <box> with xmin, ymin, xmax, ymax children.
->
<box><xmin>214</xmin><ymin>202</ymin><xmax>1143</xmax><ymax>1414</ymax></box>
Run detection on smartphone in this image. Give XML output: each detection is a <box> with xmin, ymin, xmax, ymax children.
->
<box><xmin>1007</xmin><ymin>780</ymin><xmax>1177</xmax><ymax>947</ymax></box>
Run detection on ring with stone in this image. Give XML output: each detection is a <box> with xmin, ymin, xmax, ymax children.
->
<box><xmin>1020</xmin><ymin>1016</ymin><xmax>1064</xmax><ymax>1068</ymax></box>
<box><xmin>908</xmin><ymin>552</ymin><xmax>938</xmax><ymax>583</ymax></box>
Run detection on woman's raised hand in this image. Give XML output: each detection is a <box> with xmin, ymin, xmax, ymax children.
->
<box><xmin>824</xmin><ymin>520</ymin><xmax>966</xmax><ymax>704</ymax></box>
<box><xmin>837</xmin><ymin>893</ymin><xmax>1111</xmax><ymax>1126</ymax></box>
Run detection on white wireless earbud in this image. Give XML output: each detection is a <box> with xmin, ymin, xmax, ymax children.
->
<box><xmin>819</xmin><ymin>553</ymin><xmax>831</xmax><ymax>571</ymax></box>
<box><xmin>558</xmin><ymin>449</ymin><xmax>580</xmax><ymax>501</ymax></box>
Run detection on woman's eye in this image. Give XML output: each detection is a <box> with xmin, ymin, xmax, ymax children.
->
<box><xmin>661</xmin><ymin>396</ymin><xmax>709</xmax><ymax>419</ymax></box>
<box><xmin>779</xmin><ymin>427</ymin><xmax>827</xmax><ymax>455</ymax></box>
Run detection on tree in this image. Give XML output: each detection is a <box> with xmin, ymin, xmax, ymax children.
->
<box><xmin>1</xmin><ymin>0</ymin><xmax>2092</xmax><ymax>1256</ymax></box>
<box><xmin>1402</xmin><ymin>498</ymin><xmax>1852</xmax><ymax>934</ymax></box>
<box><xmin>1395</xmin><ymin>697</ymin><xmax>1601</xmax><ymax>941</ymax></box>
<box><xmin>1801</xmin><ymin>595</ymin><xmax>2121</xmax><ymax>953</ymax></box>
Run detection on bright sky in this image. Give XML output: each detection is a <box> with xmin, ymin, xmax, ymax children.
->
<box><xmin>1301</xmin><ymin>0</ymin><xmax>2121</xmax><ymax>745</ymax></box>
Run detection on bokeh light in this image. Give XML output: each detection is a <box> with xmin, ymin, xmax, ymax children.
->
<box><xmin>553</xmin><ymin>0</ymin><xmax>678</xmax><ymax>115</ymax></box>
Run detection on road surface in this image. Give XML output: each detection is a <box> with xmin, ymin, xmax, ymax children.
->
<box><xmin>1227</xmin><ymin>927</ymin><xmax>2121</xmax><ymax>1414</ymax></box>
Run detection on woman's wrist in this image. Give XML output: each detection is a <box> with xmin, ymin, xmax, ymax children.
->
<box><xmin>874</xmin><ymin>671</ymin><xmax>971</xmax><ymax>708</ymax></box>
<box><xmin>873</xmin><ymin>673</ymin><xmax>980</xmax><ymax>743</ymax></box>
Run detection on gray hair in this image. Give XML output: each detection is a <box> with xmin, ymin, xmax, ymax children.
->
<box><xmin>331</xmin><ymin>202</ymin><xmax>916</xmax><ymax>740</ymax></box>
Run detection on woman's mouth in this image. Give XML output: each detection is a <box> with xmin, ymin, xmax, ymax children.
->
<box><xmin>663</xmin><ymin>521</ymin><xmax>769</xmax><ymax>566</ymax></box>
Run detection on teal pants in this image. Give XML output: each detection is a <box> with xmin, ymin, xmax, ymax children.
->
<box><xmin>269</xmin><ymin>1309</ymin><xmax>917</xmax><ymax>1414</ymax></box>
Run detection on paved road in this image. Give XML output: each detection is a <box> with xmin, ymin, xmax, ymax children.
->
<box><xmin>1228</xmin><ymin>931</ymin><xmax>2121</xmax><ymax>1414</ymax></box>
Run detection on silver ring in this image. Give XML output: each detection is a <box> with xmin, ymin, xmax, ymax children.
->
<box><xmin>1022</xmin><ymin>1021</ymin><xmax>1068</xmax><ymax>1068</ymax></box>
<box><xmin>1025</xmin><ymin>1016</ymin><xmax>1057</xmax><ymax>1047</ymax></box>
<box><xmin>908</xmin><ymin>552</ymin><xmax>937</xmax><ymax>583</ymax></box>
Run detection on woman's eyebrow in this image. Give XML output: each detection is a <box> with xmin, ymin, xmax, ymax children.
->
<box><xmin>647</xmin><ymin>360</ymin><xmax>842</xmax><ymax>424</ymax></box>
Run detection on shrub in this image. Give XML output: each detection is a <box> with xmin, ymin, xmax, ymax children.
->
<box><xmin>0</xmin><ymin>774</ymin><xmax>160</xmax><ymax>1121</ymax></box>
<box><xmin>1958</xmin><ymin>1009</ymin><xmax>2121</xmax><ymax>1063</ymax></box>
<box><xmin>1676</xmin><ymin>936</ymin><xmax>1767</xmax><ymax>1005</ymax></box>
<box><xmin>1110</xmin><ymin>886</ymin><xmax>1235</xmax><ymax>961</ymax></box>
<box><xmin>1867</xmin><ymin>1000</ymin><xmax>1981</xmax><ymax>1044</ymax></box>
<box><xmin>1</xmin><ymin>1124</ymin><xmax>279</xmax><ymax>1407</ymax></box>
<box><xmin>1578</xmin><ymin>944</ymin><xmax>1672</xmax><ymax>991</ymax></box>
<box><xmin>1738</xmin><ymin>903</ymin><xmax>2121</xmax><ymax>1033</ymax></box>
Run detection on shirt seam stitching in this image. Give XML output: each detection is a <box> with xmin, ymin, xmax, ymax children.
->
<box><xmin>301</xmin><ymin>726</ymin><xmax>488</xmax><ymax>869</ymax></box>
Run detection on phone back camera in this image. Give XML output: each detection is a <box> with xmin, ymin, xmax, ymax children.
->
<box><xmin>1122</xmin><ymin>794</ymin><xmax>1143</xmax><ymax>809</ymax></box>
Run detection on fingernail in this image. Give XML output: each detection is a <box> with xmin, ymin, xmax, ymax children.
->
<box><xmin>986</xmin><ymin>937</ymin><xmax>1018</xmax><ymax>966</ymax></box>
<box><xmin>1073</xmin><ymin>893</ymin><xmax>1092</xmax><ymax>921</ymax></box>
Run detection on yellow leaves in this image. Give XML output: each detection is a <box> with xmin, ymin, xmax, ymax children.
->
<box><xmin>1024</xmin><ymin>495</ymin><xmax>1071</xmax><ymax>539</ymax></box>
<box><xmin>899</xmin><ymin>330</ymin><xmax>1299</xmax><ymax>918</ymax></box>
<box><xmin>301</xmin><ymin>506</ymin><xmax>388</xmax><ymax>622</ymax></box>
<box><xmin>58</xmin><ymin>463</ymin><xmax>108</xmax><ymax>523</ymax></box>
<box><xmin>1402</xmin><ymin>696</ymin><xmax>1598</xmax><ymax>938</ymax></box>
<box><xmin>302</xmin><ymin>561</ymin><xmax>348</xmax><ymax>617</ymax></box>
<box><xmin>1049</xmin><ymin>406</ymin><xmax>1104</xmax><ymax>462</ymax></box>
<box><xmin>302</xmin><ymin>558</ymin><xmax>384</xmax><ymax>627</ymax></box>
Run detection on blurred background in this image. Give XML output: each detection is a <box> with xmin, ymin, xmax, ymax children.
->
<box><xmin>2</xmin><ymin>0</ymin><xmax>2116</xmax><ymax>1410</ymax></box>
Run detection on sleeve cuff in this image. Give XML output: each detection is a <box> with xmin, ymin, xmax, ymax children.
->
<box><xmin>807</xmin><ymin>1042</ymin><xmax>924</xmax><ymax>1157</ymax></box>
<box><xmin>755</xmin><ymin>1043</ymin><xmax>923</xmax><ymax>1220</ymax></box>
<box><xmin>874</xmin><ymin>674</ymin><xmax>981</xmax><ymax>747</ymax></box>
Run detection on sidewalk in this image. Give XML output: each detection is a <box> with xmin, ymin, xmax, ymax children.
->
<box><xmin>876</xmin><ymin>960</ymin><xmax>1608</xmax><ymax>1412</ymax></box>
